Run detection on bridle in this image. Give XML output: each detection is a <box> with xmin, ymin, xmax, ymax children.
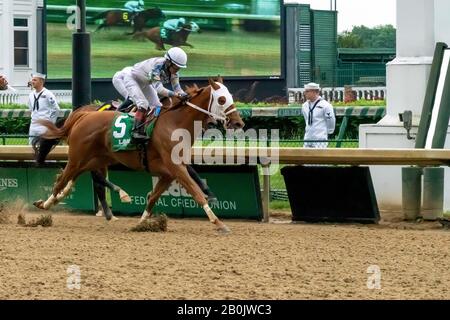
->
<box><xmin>185</xmin><ymin>83</ymin><xmax>237</xmax><ymax>122</ymax></box>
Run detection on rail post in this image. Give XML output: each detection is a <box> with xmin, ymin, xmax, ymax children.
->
<box><xmin>422</xmin><ymin>167</ymin><xmax>445</xmax><ymax>220</ymax></box>
<box><xmin>402</xmin><ymin>166</ymin><xmax>423</xmax><ymax>220</ymax></box>
<box><xmin>260</xmin><ymin>159</ymin><xmax>271</xmax><ymax>223</ymax></box>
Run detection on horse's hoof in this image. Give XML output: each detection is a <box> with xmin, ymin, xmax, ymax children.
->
<box><xmin>139</xmin><ymin>210</ymin><xmax>150</xmax><ymax>223</ymax></box>
<box><xmin>95</xmin><ymin>210</ymin><xmax>104</xmax><ymax>217</ymax></box>
<box><xmin>217</xmin><ymin>225</ymin><xmax>231</xmax><ymax>235</ymax></box>
<box><xmin>120</xmin><ymin>190</ymin><xmax>132</xmax><ymax>203</ymax></box>
<box><xmin>33</xmin><ymin>200</ymin><xmax>45</xmax><ymax>210</ymax></box>
<box><xmin>104</xmin><ymin>212</ymin><xmax>115</xmax><ymax>221</ymax></box>
<box><xmin>110</xmin><ymin>216</ymin><xmax>119</xmax><ymax>222</ymax></box>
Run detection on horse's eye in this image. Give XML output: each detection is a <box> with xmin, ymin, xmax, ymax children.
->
<box><xmin>218</xmin><ymin>96</ymin><xmax>226</xmax><ymax>106</ymax></box>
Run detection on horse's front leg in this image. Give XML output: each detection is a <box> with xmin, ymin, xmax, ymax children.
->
<box><xmin>184</xmin><ymin>42</ymin><xmax>194</xmax><ymax>48</ymax></box>
<box><xmin>168</xmin><ymin>164</ymin><xmax>230</xmax><ymax>234</ymax></box>
<box><xmin>140</xmin><ymin>175</ymin><xmax>174</xmax><ymax>223</ymax></box>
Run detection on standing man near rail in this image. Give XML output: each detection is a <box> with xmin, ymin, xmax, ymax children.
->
<box><xmin>28</xmin><ymin>73</ymin><xmax>60</xmax><ymax>145</ymax></box>
<box><xmin>301</xmin><ymin>82</ymin><xmax>336</xmax><ymax>148</ymax></box>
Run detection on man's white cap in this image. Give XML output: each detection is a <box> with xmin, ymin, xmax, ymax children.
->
<box><xmin>31</xmin><ymin>72</ymin><xmax>46</xmax><ymax>80</ymax></box>
<box><xmin>304</xmin><ymin>82</ymin><xmax>320</xmax><ymax>90</ymax></box>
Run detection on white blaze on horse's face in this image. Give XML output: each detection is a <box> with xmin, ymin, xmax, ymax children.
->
<box><xmin>190</xmin><ymin>22</ymin><xmax>200</xmax><ymax>33</ymax></box>
<box><xmin>210</xmin><ymin>82</ymin><xmax>236</xmax><ymax>121</ymax></box>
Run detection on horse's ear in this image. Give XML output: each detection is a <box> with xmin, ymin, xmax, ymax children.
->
<box><xmin>216</xmin><ymin>75</ymin><xmax>224</xmax><ymax>84</ymax></box>
<box><xmin>208</xmin><ymin>78</ymin><xmax>220</xmax><ymax>90</ymax></box>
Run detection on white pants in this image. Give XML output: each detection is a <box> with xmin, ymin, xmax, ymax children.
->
<box><xmin>112</xmin><ymin>67</ymin><xmax>132</xmax><ymax>99</ymax></box>
<box><xmin>123</xmin><ymin>73</ymin><xmax>160</xmax><ymax>110</ymax></box>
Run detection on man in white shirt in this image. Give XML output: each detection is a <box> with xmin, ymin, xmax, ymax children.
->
<box><xmin>28</xmin><ymin>73</ymin><xmax>60</xmax><ymax>145</ymax></box>
<box><xmin>301</xmin><ymin>82</ymin><xmax>336</xmax><ymax>148</ymax></box>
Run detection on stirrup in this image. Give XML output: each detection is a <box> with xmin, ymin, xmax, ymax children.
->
<box><xmin>132</xmin><ymin>131</ymin><xmax>149</xmax><ymax>141</ymax></box>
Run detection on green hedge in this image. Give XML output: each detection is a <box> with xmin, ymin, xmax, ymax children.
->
<box><xmin>241</xmin><ymin>115</ymin><xmax>382</xmax><ymax>140</ymax></box>
<box><xmin>0</xmin><ymin>118</ymin><xmax>30</xmax><ymax>135</ymax></box>
<box><xmin>0</xmin><ymin>102</ymin><xmax>383</xmax><ymax>138</ymax></box>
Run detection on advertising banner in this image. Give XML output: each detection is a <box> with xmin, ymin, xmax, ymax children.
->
<box><xmin>109</xmin><ymin>165</ymin><xmax>263</xmax><ymax>220</ymax></box>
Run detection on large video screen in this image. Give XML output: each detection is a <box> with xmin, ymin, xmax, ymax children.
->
<box><xmin>46</xmin><ymin>0</ymin><xmax>281</xmax><ymax>79</ymax></box>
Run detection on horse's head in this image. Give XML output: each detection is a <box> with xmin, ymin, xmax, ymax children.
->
<box><xmin>207</xmin><ymin>77</ymin><xmax>244</xmax><ymax>130</ymax></box>
<box><xmin>188</xmin><ymin>22</ymin><xmax>201</xmax><ymax>33</ymax></box>
<box><xmin>182</xmin><ymin>78</ymin><xmax>244</xmax><ymax>130</ymax></box>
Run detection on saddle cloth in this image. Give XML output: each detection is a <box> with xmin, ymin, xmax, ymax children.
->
<box><xmin>110</xmin><ymin>112</ymin><xmax>157</xmax><ymax>152</ymax></box>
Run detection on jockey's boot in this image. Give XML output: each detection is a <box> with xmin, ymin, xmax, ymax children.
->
<box><xmin>117</xmin><ymin>97</ymin><xmax>134</xmax><ymax>112</ymax></box>
<box><xmin>132</xmin><ymin>108</ymin><xmax>148</xmax><ymax>141</ymax></box>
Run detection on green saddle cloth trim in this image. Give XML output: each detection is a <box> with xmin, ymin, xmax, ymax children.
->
<box><xmin>111</xmin><ymin>113</ymin><xmax>157</xmax><ymax>152</ymax></box>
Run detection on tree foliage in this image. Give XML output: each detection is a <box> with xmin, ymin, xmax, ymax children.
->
<box><xmin>338</xmin><ymin>25</ymin><xmax>396</xmax><ymax>48</ymax></box>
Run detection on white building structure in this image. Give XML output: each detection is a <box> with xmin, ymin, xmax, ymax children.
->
<box><xmin>0</xmin><ymin>0</ymin><xmax>45</xmax><ymax>89</ymax></box>
<box><xmin>360</xmin><ymin>0</ymin><xmax>450</xmax><ymax>210</ymax></box>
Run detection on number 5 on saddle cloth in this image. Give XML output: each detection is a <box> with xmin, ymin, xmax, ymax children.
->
<box><xmin>95</xmin><ymin>100</ymin><xmax>159</xmax><ymax>151</ymax></box>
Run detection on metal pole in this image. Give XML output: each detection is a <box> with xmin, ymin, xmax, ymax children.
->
<box><xmin>72</xmin><ymin>0</ymin><xmax>91</xmax><ymax>110</ymax></box>
<box><xmin>262</xmin><ymin>163</ymin><xmax>271</xmax><ymax>223</ymax></box>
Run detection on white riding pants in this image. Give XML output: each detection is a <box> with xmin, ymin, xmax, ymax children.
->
<box><xmin>112</xmin><ymin>67</ymin><xmax>132</xmax><ymax>99</ymax></box>
<box><xmin>123</xmin><ymin>73</ymin><xmax>160</xmax><ymax>110</ymax></box>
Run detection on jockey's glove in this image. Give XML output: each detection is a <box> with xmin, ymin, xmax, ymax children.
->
<box><xmin>177</xmin><ymin>92</ymin><xmax>189</xmax><ymax>102</ymax></box>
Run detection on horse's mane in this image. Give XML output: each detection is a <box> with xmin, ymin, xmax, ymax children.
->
<box><xmin>165</xmin><ymin>84</ymin><xmax>207</xmax><ymax>113</ymax></box>
<box><xmin>75</xmin><ymin>104</ymin><xmax>102</xmax><ymax>112</ymax></box>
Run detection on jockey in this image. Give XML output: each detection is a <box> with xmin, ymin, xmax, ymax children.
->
<box><xmin>124</xmin><ymin>0</ymin><xmax>144</xmax><ymax>24</ymax></box>
<box><xmin>163</xmin><ymin>17</ymin><xmax>186</xmax><ymax>40</ymax></box>
<box><xmin>124</xmin><ymin>0</ymin><xmax>144</xmax><ymax>13</ymax></box>
<box><xmin>124</xmin><ymin>47</ymin><xmax>189</xmax><ymax>140</ymax></box>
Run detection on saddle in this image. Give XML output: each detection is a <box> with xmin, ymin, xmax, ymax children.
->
<box><xmin>98</xmin><ymin>97</ymin><xmax>172</xmax><ymax>138</ymax></box>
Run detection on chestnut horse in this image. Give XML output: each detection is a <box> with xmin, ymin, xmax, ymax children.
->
<box><xmin>95</xmin><ymin>8</ymin><xmax>165</xmax><ymax>34</ymax></box>
<box><xmin>136</xmin><ymin>21</ymin><xmax>200</xmax><ymax>50</ymax></box>
<box><xmin>34</xmin><ymin>78</ymin><xmax>244</xmax><ymax>234</ymax></box>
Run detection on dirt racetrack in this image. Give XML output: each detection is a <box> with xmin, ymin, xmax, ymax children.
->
<box><xmin>0</xmin><ymin>209</ymin><xmax>449</xmax><ymax>300</ymax></box>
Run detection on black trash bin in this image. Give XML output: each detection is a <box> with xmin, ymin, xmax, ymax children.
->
<box><xmin>281</xmin><ymin>166</ymin><xmax>380</xmax><ymax>224</ymax></box>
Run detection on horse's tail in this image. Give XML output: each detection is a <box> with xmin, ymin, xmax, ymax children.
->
<box><xmin>37</xmin><ymin>109</ymin><xmax>88</xmax><ymax>140</ymax></box>
<box><xmin>33</xmin><ymin>105</ymin><xmax>99</xmax><ymax>165</ymax></box>
<box><xmin>93</xmin><ymin>10</ymin><xmax>110</xmax><ymax>20</ymax></box>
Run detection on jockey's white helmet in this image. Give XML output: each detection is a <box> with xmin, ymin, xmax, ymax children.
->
<box><xmin>165</xmin><ymin>47</ymin><xmax>187</xmax><ymax>68</ymax></box>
